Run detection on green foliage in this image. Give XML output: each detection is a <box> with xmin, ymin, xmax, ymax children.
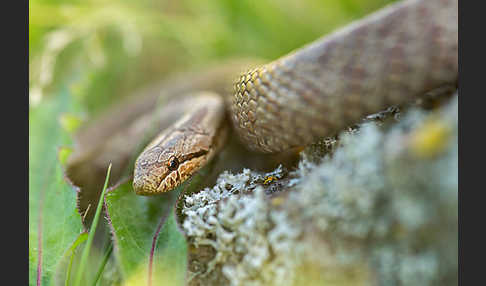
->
<box><xmin>29</xmin><ymin>87</ymin><xmax>85</xmax><ymax>285</ymax></box>
<box><xmin>55</xmin><ymin>232</ymin><xmax>88</xmax><ymax>286</ymax></box>
<box><xmin>104</xmin><ymin>181</ymin><xmax>187</xmax><ymax>285</ymax></box>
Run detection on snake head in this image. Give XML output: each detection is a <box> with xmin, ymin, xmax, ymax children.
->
<box><xmin>133</xmin><ymin>143</ymin><xmax>210</xmax><ymax>195</ymax></box>
<box><xmin>133</xmin><ymin>92</ymin><xmax>228</xmax><ymax>195</ymax></box>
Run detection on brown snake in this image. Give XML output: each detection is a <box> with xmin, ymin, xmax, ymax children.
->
<box><xmin>67</xmin><ymin>0</ymin><xmax>458</xmax><ymax>198</ymax></box>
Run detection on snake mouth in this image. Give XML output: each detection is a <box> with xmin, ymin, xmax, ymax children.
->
<box><xmin>133</xmin><ymin>174</ymin><xmax>160</xmax><ymax>195</ymax></box>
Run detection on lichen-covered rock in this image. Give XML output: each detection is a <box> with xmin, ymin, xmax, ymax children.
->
<box><xmin>182</xmin><ymin>94</ymin><xmax>458</xmax><ymax>286</ymax></box>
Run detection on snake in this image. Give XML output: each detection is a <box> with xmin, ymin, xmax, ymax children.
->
<box><xmin>67</xmin><ymin>0</ymin><xmax>458</xmax><ymax>199</ymax></box>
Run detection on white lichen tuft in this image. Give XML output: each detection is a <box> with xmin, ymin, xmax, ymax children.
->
<box><xmin>183</xmin><ymin>167</ymin><xmax>301</xmax><ymax>286</ymax></box>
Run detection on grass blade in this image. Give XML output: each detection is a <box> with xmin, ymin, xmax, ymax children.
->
<box><xmin>73</xmin><ymin>163</ymin><xmax>112</xmax><ymax>286</ymax></box>
<box><xmin>91</xmin><ymin>243</ymin><xmax>113</xmax><ymax>286</ymax></box>
<box><xmin>64</xmin><ymin>232</ymin><xmax>89</xmax><ymax>286</ymax></box>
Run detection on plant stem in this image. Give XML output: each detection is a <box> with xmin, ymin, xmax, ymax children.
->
<box><xmin>91</xmin><ymin>243</ymin><xmax>113</xmax><ymax>286</ymax></box>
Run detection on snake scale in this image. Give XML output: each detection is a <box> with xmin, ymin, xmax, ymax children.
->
<box><xmin>67</xmin><ymin>0</ymin><xmax>457</xmax><ymax>201</ymax></box>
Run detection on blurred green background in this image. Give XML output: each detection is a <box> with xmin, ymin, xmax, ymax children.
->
<box><xmin>29</xmin><ymin>0</ymin><xmax>394</xmax><ymax>115</ymax></box>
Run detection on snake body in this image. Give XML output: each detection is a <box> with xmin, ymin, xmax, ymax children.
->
<box><xmin>231</xmin><ymin>0</ymin><xmax>458</xmax><ymax>153</ymax></box>
<box><xmin>132</xmin><ymin>0</ymin><xmax>457</xmax><ymax>195</ymax></box>
<box><xmin>67</xmin><ymin>0</ymin><xmax>458</xmax><ymax>198</ymax></box>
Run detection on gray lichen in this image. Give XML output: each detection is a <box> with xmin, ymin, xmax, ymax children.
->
<box><xmin>183</xmin><ymin>166</ymin><xmax>302</xmax><ymax>285</ymax></box>
<box><xmin>182</xmin><ymin>94</ymin><xmax>458</xmax><ymax>286</ymax></box>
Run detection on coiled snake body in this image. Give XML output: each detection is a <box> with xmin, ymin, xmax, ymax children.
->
<box><xmin>67</xmin><ymin>0</ymin><xmax>457</xmax><ymax>198</ymax></box>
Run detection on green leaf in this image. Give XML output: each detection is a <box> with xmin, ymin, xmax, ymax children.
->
<box><xmin>29</xmin><ymin>87</ymin><xmax>85</xmax><ymax>286</ymax></box>
<box><xmin>104</xmin><ymin>180</ymin><xmax>191</xmax><ymax>286</ymax></box>
<box><xmin>50</xmin><ymin>232</ymin><xmax>88</xmax><ymax>286</ymax></box>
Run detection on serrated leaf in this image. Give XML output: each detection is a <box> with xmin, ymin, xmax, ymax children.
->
<box><xmin>29</xmin><ymin>87</ymin><xmax>85</xmax><ymax>286</ymax></box>
<box><xmin>104</xmin><ymin>180</ymin><xmax>196</xmax><ymax>286</ymax></box>
<box><xmin>73</xmin><ymin>163</ymin><xmax>112</xmax><ymax>286</ymax></box>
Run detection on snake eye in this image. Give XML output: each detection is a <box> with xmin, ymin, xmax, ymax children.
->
<box><xmin>167</xmin><ymin>156</ymin><xmax>179</xmax><ymax>171</ymax></box>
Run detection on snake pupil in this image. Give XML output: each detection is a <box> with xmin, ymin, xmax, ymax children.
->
<box><xmin>168</xmin><ymin>156</ymin><xmax>179</xmax><ymax>171</ymax></box>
